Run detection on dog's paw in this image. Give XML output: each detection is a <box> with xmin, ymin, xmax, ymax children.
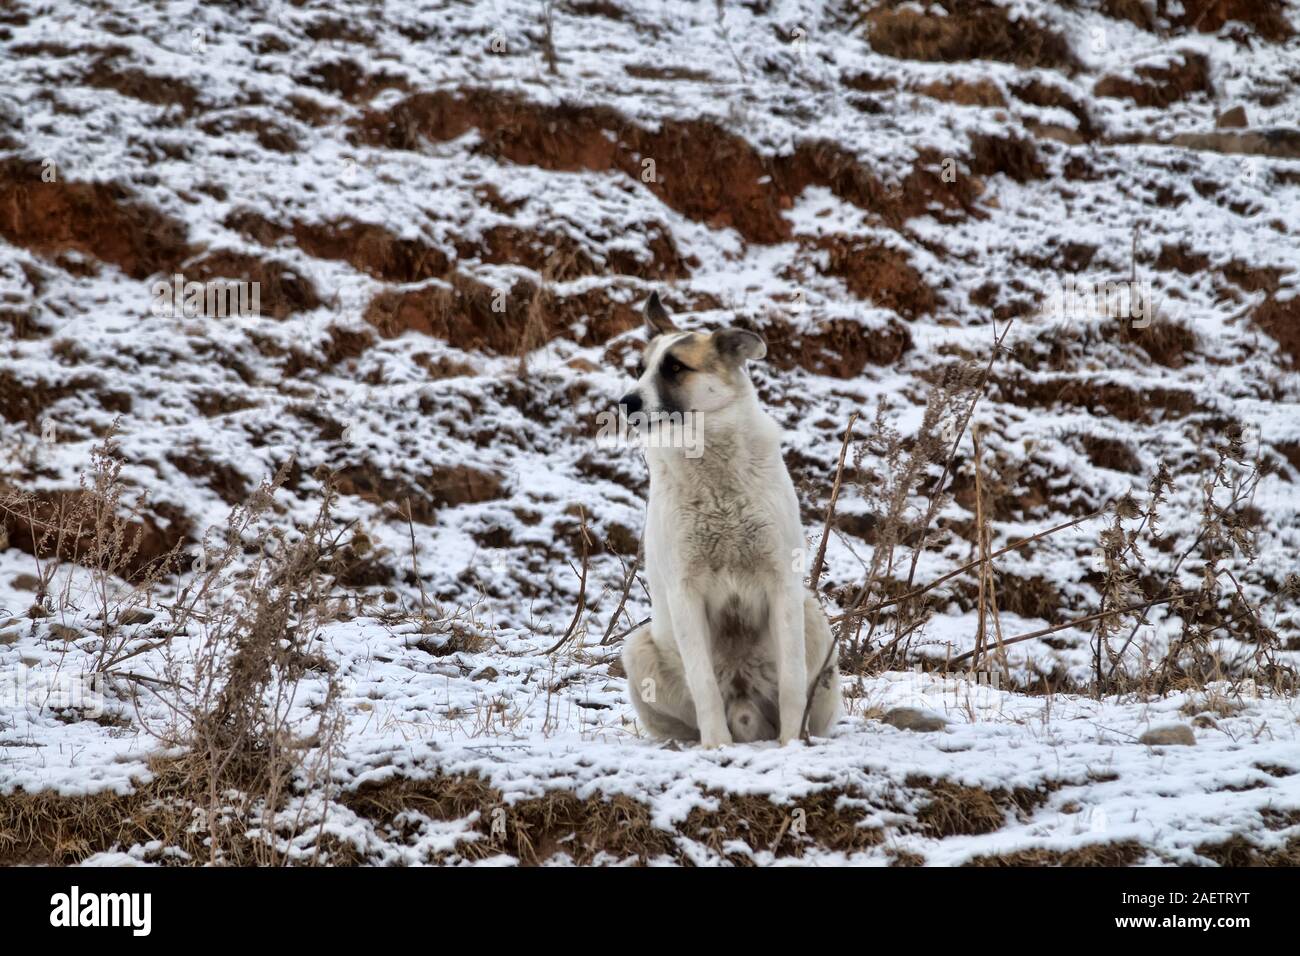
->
<box><xmin>699</xmin><ymin>729</ymin><xmax>733</xmax><ymax>749</ymax></box>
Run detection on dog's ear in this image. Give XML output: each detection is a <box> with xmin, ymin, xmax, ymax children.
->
<box><xmin>714</xmin><ymin>327</ymin><xmax>767</xmax><ymax>364</ymax></box>
<box><xmin>644</xmin><ymin>291</ymin><xmax>679</xmax><ymax>337</ymax></box>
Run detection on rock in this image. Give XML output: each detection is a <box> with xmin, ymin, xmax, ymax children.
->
<box><xmin>884</xmin><ymin>707</ymin><xmax>947</xmax><ymax>732</ymax></box>
<box><xmin>10</xmin><ymin>573</ymin><xmax>40</xmax><ymax>591</ymax></box>
<box><xmin>1216</xmin><ymin>106</ymin><xmax>1248</xmax><ymax>129</ymax></box>
<box><xmin>474</xmin><ymin>666</ymin><xmax>499</xmax><ymax>681</ymax></box>
<box><xmin>1139</xmin><ymin>724</ymin><xmax>1196</xmax><ymax>746</ymax></box>
<box><xmin>48</xmin><ymin>623</ymin><xmax>81</xmax><ymax>641</ymax></box>
<box><xmin>117</xmin><ymin>608</ymin><xmax>155</xmax><ymax>626</ymax></box>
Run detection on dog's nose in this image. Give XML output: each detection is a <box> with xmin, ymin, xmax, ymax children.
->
<box><xmin>619</xmin><ymin>392</ymin><xmax>643</xmax><ymax>416</ymax></box>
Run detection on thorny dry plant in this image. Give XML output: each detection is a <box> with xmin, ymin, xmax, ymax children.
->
<box><xmin>801</xmin><ymin>329</ymin><xmax>1296</xmax><ymax>731</ymax></box>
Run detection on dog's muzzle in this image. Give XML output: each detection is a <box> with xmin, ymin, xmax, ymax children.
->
<box><xmin>618</xmin><ymin>392</ymin><xmax>643</xmax><ymax>416</ymax></box>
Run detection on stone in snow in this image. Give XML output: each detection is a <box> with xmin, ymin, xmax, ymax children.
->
<box><xmin>884</xmin><ymin>707</ymin><xmax>947</xmax><ymax>732</ymax></box>
<box><xmin>1139</xmin><ymin>724</ymin><xmax>1196</xmax><ymax>746</ymax></box>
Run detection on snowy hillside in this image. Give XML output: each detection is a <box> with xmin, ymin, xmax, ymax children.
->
<box><xmin>1</xmin><ymin>0</ymin><xmax>1299</xmax><ymax>865</ymax></box>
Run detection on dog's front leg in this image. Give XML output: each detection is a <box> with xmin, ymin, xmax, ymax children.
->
<box><xmin>668</xmin><ymin>589</ymin><xmax>731</xmax><ymax>748</ymax></box>
<box><xmin>773</xmin><ymin>582</ymin><xmax>808</xmax><ymax>745</ymax></box>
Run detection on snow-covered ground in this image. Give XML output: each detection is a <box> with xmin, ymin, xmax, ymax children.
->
<box><xmin>2</xmin><ymin>0</ymin><xmax>1300</xmax><ymax>864</ymax></box>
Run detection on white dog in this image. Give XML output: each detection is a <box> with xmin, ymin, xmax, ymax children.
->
<box><xmin>620</xmin><ymin>293</ymin><xmax>841</xmax><ymax>747</ymax></box>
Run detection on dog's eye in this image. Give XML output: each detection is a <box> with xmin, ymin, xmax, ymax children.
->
<box><xmin>662</xmin><ymin>357</ymin><xmax>685</xmax><ymax>376</ymax></box>
<box><xmin>634</xmin><ymin>360</ymin><xmax>646</xmax><ymax>377</ymax></box>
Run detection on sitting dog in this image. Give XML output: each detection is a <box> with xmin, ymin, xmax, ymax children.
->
<box><xmin>620</xmin><ymin>292</ymin><xmax>841</xmax><ymax>747</ymax></box>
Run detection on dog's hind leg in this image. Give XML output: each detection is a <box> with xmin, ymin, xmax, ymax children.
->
<box><xmin>802</xmin><ymin>593</ymin><xmax>842</xmax><ymax>737</ymax></box>
<box><xmin>622</xmin><ymin>625</ymin><xmax>700</xmax><ymax>742</ymax></box>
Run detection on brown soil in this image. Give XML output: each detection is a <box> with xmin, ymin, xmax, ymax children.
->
<box><xmin>333</xmin><ymin>462</ymin><xmax>505</xmax><ymax>524</ymax></box>
<box><xmin>1115</xmin><ymin>317</ymin><xmax>1199</xmax><ymax>368</ymax></box>
<box><xmin>185</xmin><ymin>251</ymin><xmax>322</xmax><ymax>319</ymax></box>
<box><xmin>1010</xmin><ymin>80</ymin><xmax>1097</xmax><ymax>140</ymax></box>
<box><xmin>1095</xmin><ymin>51</ymin><xmax>1213</xmax><ymax>108</ymax></box>
<box><xmin>165</xmin><ymin>449</ymin><xmax>252</xmax><ymax>505</ymax></box>
<box><xmin>364</xmin><ymin>272</ymin><xmax>645</xmax><ymax>354</ymax></box>
<box><xmin>992</xmin><ymin>372</ymin><xmax>1201</xmax><ymax>423</ymax></box>
<box><xmin>802</xmin><ymin>238</ymin><xmax>937</xmax><ymax>317</ymax></box>
<box><xmin>762</xmin><ymin>316</ymin><xmax>913</xmax><ymax>378</ymax></box>
<box><xmin>1252</xmin><ymin>295</ymin><xmax>1300</xmax><ymax>368</ymax></box>
<box><xmin>224</xmin><ymin>211</ymin><xmax>449</xmax><ymax>283</ymax></box>
<box><xmin>0</xmin><ymin>489</ymin><xmax>190</xmax><ymax>578</ymax></box>
<box><xmin>0</xmin><ymin>368</ymin><xmax>132</xmax><ymax>429</ymax></box>
<box><xmin>0</xmin><ymin>158</ymin><xmax>190</xmax><ymax>279</ymax></box>
<box><xmin>1078</xmin><ymin>433</ymin><xmax>1142</xmax><ymax>474</ymax></box>
<box><xmin>353</xmin><ymin>89</ymin><xmax>981</xmax><ymax>244</ymax></box>
<box><xmin>82</xmin><ymin>50</ymin><xmax>200</xmax><ymax>113</ymax></box>
<box><xmin>967</xmin><ymin>132</ymin><xmax>1047</xmax><ymax>182</ymax></box>
<box><xmin>863</xmin><ymin>3</ymin><xmax>1078</xmax><ymax>71</ymax></box>
<box><xmin>1171</xmin><ymin>0</ymin><xmax>1295</xmax><ymax>41</ymax></box>
<box><xmin>913</xmin><ymin>78</ymin><xmax>1006</xmax><ymax>108</ymax></box>
<box><xmin>301</xmin><ymin>57</ymin><xmax>410</xmax><ymax>103</ymax></box>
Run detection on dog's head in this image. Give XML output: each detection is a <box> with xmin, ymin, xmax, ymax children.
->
<box><xmin>618</xmin><ymin>292</ymin><xmax>766</xmax><ymax>422</ymax></box>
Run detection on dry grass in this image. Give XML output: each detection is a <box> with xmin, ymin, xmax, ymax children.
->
<box><xmin>908</xmin><ymin>776</ymin><xmax>1056</xmax><ymax>838</ymax></box>
<box><xmin>966</xmin><ymin>841</ymin><xmax>1147</xmax><ymax>867</ymax></box>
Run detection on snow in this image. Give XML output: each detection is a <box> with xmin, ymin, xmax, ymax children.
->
<box><xmin>1</xmin><ymin>0</ymin><xmax>1299</xmax><ymax>863</ymax></box>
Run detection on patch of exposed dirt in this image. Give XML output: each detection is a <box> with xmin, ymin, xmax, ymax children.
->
<box><xmin>333</xmin><ymin>462</ymin><xmax>506</xmax><ymax>524</ymax></box>
<box><xmin>185</xmin><ymin>251</ymin><xmax>322</xmax><ymax>319</ymax></box>
<box><xmin>967</xmin><ymin>132</ymin><xmax>1046</xmax><ymax>182</ymax></box>
<box><xmin>862</xmin><ymin>2</ymin><xmax>1079</xmax><ymax>71</ymax></box>
<box><xmin>224</xmin><ymin>210</ymin><xmax>450</xmax><ymax>284</ymax></box>
<box><xmin>364</xmin><ymin>272</ymin><xmax>644</xmax><ymax>353</ymax></box>
<box><xmin>165</xmin><ymin>448</ymin><xmax>252</xmax><ymax>505</ymax></box>
<box><xmin>1252</xmin><ymin>295</ymin><xmax>1300</xmax><ymax>368</ymax></box>
<box><xmin>198</xmin><ymin>112</ymin><xmax>300</xmax><ymax>153</ymax></box>
<box><xmin>1095</xmin><ymin>51</ymin><xmax>1213</xmax><ymax>108</ymax></box>
<box><xmin>1196</xmin><ymin>833</ymin><xmax>1300</xmax><ymax>865</ymax></box>
<box><xmin>1115</xmin><ymin>317</ymin><xmax>1199</xmax><ymax>368</ymax></box>
<box><xmin>0</xmin><ymin>488</ymin><xmax>190</xmax><ymax>578</ymax></box>
<box><xmin>1078</xmin><ymin>432</ymin><xmax>1143</xmax><ymax>474</ymax></box>
<box><xmin>300</xmin><ymin>56</ymin><xmax>410</xmax><ymax>103</ymax></box>
<box><xmin>913</xmin><ymin>78</ymin><xmax>1006</xmax><ymax>108</ymax></box>
<box><xmin>799</xmin><ymin>238</ymin><xmax>937</xmax><ymax>318</ymax></box>
<box><xmin>354</xmin><ymin>90</ymin><xmax>981</xmax><ymax>243</ymax></box>
<box><xmin>761</xmin><ymin>316</ymin><xmax>913</xmax><ymax>378</ymax></box>
<box><xmin>0</xmin><ymin>158</ymin><xmax>190</xmax><ymax>279</ymax></box>
<box><xmin>1171</xmin><ymin>0</ymin><xmax>1295</xmax><ymax>42</ymax></box>
<box><xmin>82</xmin><ymin>50</ymin><xmax>200</xmax><ymax>113</ymax></box>
<box><xmin>1010</xmin><ymin>79</ymin><xmax>1097</xmax><ymax>140</ymax></box>
<box><xmin>991</xmin><ymin>372</ymin><xmax>1202</xmax><ymax>423</ymax></box>
<box><xmin>0</xmin><ymin>368</ymin><xmax>132</xmax><ymax>429</ymax></box>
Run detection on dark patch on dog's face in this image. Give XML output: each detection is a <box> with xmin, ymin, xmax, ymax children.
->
<box><xmin>619</xmin><ymin>293</ymin><xmax>768</xmax><ymax>419</ymax></box>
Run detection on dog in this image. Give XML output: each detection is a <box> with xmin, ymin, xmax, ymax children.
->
<box><xmin>619</xmin><ymin>292</ymin><xmax>841</xmax><ymax>747</ymax></box>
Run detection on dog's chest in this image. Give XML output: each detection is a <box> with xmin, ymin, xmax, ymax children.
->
<box><xmin>654</xmin><ymin>467</ymin><xmax>784</xmax><ymax>576</ymax></box>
